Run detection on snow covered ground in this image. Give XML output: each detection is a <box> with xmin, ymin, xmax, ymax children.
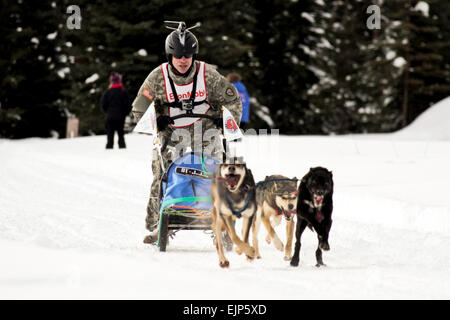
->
<box><xmin>1</xmin><ymin>99</ymin><xmax>450</xmax><ymax>299</ymax></box>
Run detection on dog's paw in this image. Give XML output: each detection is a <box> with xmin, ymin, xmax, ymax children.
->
<box><xmin>246</xmin><ymin>254</ymin><xmax>255</xmax><ymax>262</ymax></box>
<box><xmin>248</xmin><ymin>246</ymin><xmax>256</xmax><ymax>257</ymax></box>
<box><xmin>290</xmin><ymin>258</ymin><xmax>299</xmax><ymax>267</ymax></box>
<box><xmin>234</xmin><ymin>246</ymin><xmax>243</xmax><ymax>255</ymax></box>
<box><xmin>273</xmin><ymin>238</ymin><xmax>284</xmax><ymax>251</ymax></box>
<box><xmin>219</xmin><ymin>260</ymin><xmax>230</xmax><ymax>268</ymax></box>
<box><xmin>265</xmin><ymin>235</ymin><xmax>271</xmax><ymax>244</ymax></box>
<box><xmin>283</xmin><ymin>255</ymin><xmax>292</xmax><ymax>261</ymax></box>
<box><xmin>315</xmin><ymin>262</ymin><xmax>326</xmax><ymax>268</ymax></box>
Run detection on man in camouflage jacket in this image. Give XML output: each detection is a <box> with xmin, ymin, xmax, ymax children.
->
<box><xmin>132</xmin><ymin>22</ymin><xmax>242</xmax><ymax>244</ymax></box>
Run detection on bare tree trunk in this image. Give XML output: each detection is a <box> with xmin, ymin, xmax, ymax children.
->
<box><xmin>401</xmin><ymin>0</ymin><xmax>411</xmax><ymax>128</ymax></box>
<box><xmin>401</xmin><ymin>66</ymin><xmax>409</xmax><ymax>127</ymax></box>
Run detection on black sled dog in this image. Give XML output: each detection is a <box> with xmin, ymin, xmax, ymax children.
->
<box><xmin>290</xmin><ymin>167</ymin><xmax>333</xmax><ymax>267</ymax></box>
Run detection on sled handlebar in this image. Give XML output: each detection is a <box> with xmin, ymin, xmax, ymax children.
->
<box><xmin>169</xmin><ymin>113</ymin><xmax>219</xmax><ymax>121</ymax></box>
<box><xmin>167</xmin><ymin>113</ymin><xmax>222</xmax><ymax>130</ymax></box>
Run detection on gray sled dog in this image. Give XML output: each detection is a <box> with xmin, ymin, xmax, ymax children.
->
<box><xmin>253</xmin><ymin>175</ymin><xmax>298</xmax><ymax>260</ymax></box>
<box><xmin>210</xmin><ymin>158</ymin><xmax>257</xmax><ymax>268</ymax></box>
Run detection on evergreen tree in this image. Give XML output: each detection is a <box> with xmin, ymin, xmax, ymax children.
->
<box><xmin>251</xmin><ymin>0</ymin><xmax>318</xmax><ymax>134</ymax></box>
<box><xmin>58</xmin><ymin>0</ymin><xmax>168</xmax><ymax>135</ymax></box>
<box><xmin>307</xmin><ymin>0</ymin><xmax>375</xmax><ymax>134</ymax></box>
<box><xmin>354</xmin><ymin>0</ymin><xmax>405</xmax><ymax>132</ymax></box>
<box><xmin>395</xmin><ymin>0</ymin><xmax>450</xmax><ymax>126</ymax></box>
<box><xmin>367</xmin><ymin>0</ymin><xmax>450</xmax><ymax>130</ymax></box>
<box><xmin>0</xmin><ymin>1</ymin><xmax>66</xmax><ymax>138</ymax></box>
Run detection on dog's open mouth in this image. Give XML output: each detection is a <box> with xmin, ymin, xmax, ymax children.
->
<box><xmin>284</xmin><ymin>210</ymin><xmax>296</xmax><ymax>221</ymax></box>
<box><xmin>224</xmin><ymin>174</ymin><xmax>241</xmax><ymax>190</ymax></box>
<box><xmin>313</xmin><ymin>194</ymin><xmax>324</xmax><ymax>207</ymax></box>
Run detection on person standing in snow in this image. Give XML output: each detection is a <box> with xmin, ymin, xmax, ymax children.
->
<box><xmin>100</xmin><ymin>72</ymin><xmax>131</xmax><ymax>149</ymax></box>
<box><xmin>132</xmin><ymin>21</ymin><xmax>242</xmax><ymax>244</ymax></box>
<box><xmin>227</xmin><ymin>73</ymin><xmax>250</xmax><ymax>129</ymax></box>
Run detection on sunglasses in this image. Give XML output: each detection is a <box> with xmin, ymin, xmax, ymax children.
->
<box><xmin>173</xmin><ymin>54</ymin><xmax>193</xmax><ymax>59</ymax></box>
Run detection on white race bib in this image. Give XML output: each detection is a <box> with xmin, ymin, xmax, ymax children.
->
<box><xmin>161</xmin><ymin>62</ymin><xmax>210</xmax><ymax>128</ymax></box>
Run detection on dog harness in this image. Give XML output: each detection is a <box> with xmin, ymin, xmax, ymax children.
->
<box><xmin>255</xmin><ymin>178</ymin><xmax>298</xmax><ymax>189</ymax></box>
<box><xmin>161</xmin><ymin>61</ymin><xmax>210</xmax><ymax>128</ymax></box>
<box><xmin>220</xmin><ymin>178</ymin><xmax>298</xmax><ymax>217</ymax></box>
<box><xmin>224</xmin><ymin>192</ymin><xmax>254</xmax><ymax>218</ymax></box>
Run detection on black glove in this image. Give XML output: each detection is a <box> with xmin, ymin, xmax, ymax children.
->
<box><xmin>157</xmin><ymin>115</ymin><xmax>174</xmax><ymax>131</ymax></box>
<box><xmin>213</xmin><ymin>117</ymin><xmax>223</xmax><ymax>128</ymax></box>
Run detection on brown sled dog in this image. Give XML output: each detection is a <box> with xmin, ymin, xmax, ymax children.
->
<box><xmin>252</xmin><ymin>175</ymin><xmax>298</xmax><ymax>260</ymax></box>
<box><xmin>210</xmin><ymin>159</ymin><xmax>257</xmax><ymax>268</ymax></box>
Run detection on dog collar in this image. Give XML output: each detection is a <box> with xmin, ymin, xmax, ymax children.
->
<box><xmin>275</xmin><ymin>207</ymin><xmax>283</xmax><ymax>216</ymax></box>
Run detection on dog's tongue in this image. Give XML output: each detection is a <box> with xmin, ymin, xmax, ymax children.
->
<box><xmin>226</xmin><ymin>175</ymin><xmax>239</xmax><ymax>188</ymax></box>
<box><xmin>314</xmin><ymin>194</ymin><xmax>324</xmax><ymax>206</ymax></box>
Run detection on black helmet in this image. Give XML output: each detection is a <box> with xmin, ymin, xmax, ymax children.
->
<box><xmin>165</xmin><ymin>21</ymin><xmax>200</xmax><ymax>60</ymax></box>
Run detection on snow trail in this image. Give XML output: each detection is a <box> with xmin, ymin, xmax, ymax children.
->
<box><xmin>1</xmin><ymin>124</ymin><xmax>450</xmax><ymax>299</ymax></box>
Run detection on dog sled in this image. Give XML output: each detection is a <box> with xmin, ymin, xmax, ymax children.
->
<box><xmin>134</xmin><ymin>105</ymin><xmax>242</xmax><ymax>251</ymax></box>
<box><xmin>157</xmin><ymin>149</ymin><xmax>220</xmax><ymax>251</ymax></box>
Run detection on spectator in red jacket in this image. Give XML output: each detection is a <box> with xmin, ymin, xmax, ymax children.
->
<box><xmin>100</xmin><ymin>72</ymin><xmax>131</xmax><ymax>149</ymax></box>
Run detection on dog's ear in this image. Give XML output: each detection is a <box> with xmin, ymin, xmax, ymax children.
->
<box><xmin>302</xmin><ymin>171</ymin><xmax>310</xmax><ymax>184</ymax></box>
<box><xmin>246</xmin><ymin>168</ymin><xmax>255</xmax><ymax>185</ymax></box>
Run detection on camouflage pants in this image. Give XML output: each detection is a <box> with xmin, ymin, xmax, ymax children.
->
<box><xmin>145</xmin><ymin>122</ymin><xmax>224</xmax><ymax>232</ymax></box>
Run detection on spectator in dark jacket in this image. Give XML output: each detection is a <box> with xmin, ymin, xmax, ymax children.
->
<box><xmin>100</xmin><ymin>72</ymin><xmax>131</xmax><ymax>149</ymax></box>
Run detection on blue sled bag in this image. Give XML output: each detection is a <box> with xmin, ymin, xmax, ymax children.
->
<box><xmin>160</xmin><ymin>151</ymin><xmax>220</xmax><ymax>213</ymax></box>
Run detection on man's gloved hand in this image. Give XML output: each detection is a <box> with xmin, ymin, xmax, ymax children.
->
<box><xmin>213</xmin><ymin>117</ymin><xmax>223</xmax><ymax>128</ymax></box>
<box><xmin>156</xmin><ymin>115</ymin><xmax>174</xmax><ymax>131</ymax></box>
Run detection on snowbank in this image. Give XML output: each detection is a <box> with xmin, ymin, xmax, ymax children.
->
<box><xmin>393</xmin><ymin>96</ymin><xmax>450</xmax><ymax>141</ymax></box>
